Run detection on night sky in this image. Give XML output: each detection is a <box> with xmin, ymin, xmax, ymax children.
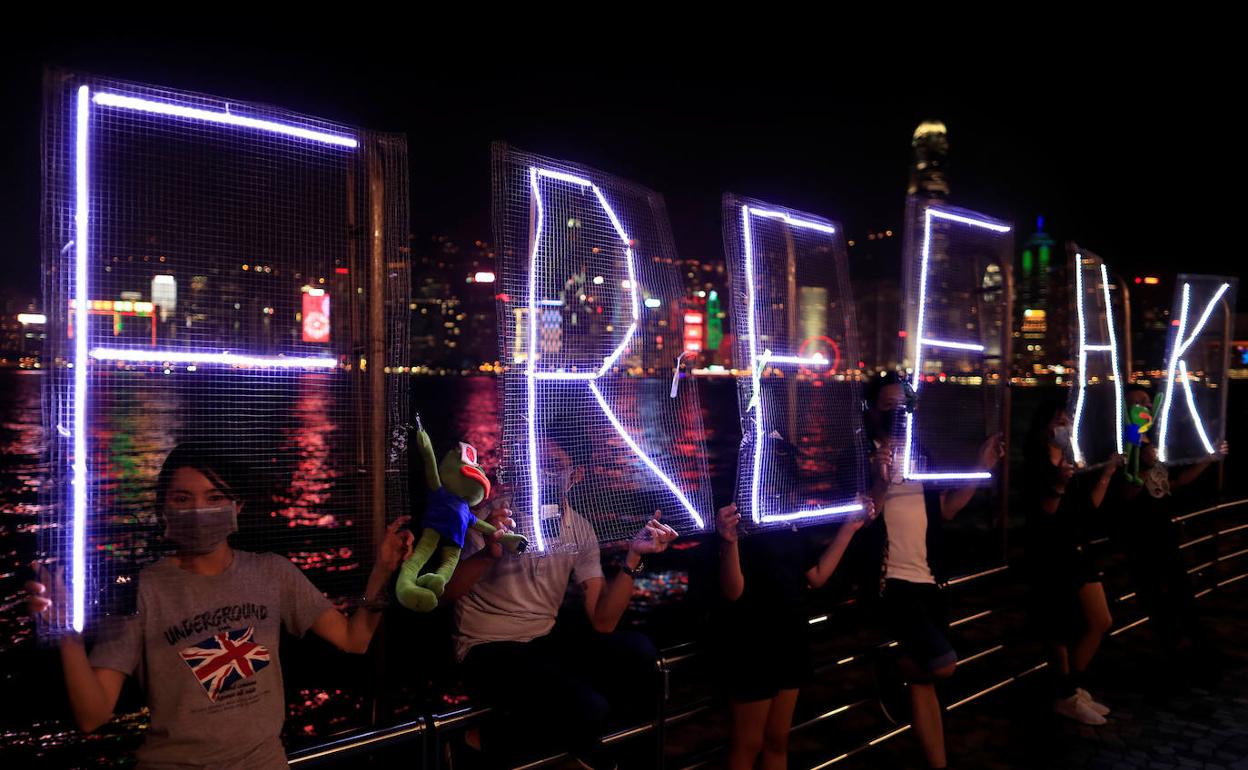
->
<box><xmin>1</xmin><ymin>39</ymin><xmax>1239</xmax><ymax>300</ymax></box>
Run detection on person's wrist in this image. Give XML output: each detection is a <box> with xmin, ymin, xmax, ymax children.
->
<box><xmin>360</xmin><ymin>587</ymin><xmax>390</xmax><ymax>611</ymax></box>
<box><xmin>621</xmin><ymin>558</ymin><xmax>645</xmax><ymax>579</ymax></box>
<box><xmin>624</xmin><ymin>549</ymin><xmax>643</xmax><ymax>571</ymax></box>
<box><xmin>368</xmin><ymin>563</ymin><xmax>391</xmax><ymax>586</ymax></box>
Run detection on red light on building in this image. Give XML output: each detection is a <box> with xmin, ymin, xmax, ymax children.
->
<box><xmin>335</xmin><ymin>267</ymin><xmax>350</xmax><ymax>275</ymax></box>
<box><xmin>683</xmin><ymin>311</ymin><xmax>704</xmax><ymax>353</ymax></box>
<box><xmin>303</xmin><ymin>292</ymin><xmax>331</xmax><ymax>342</ymax></box>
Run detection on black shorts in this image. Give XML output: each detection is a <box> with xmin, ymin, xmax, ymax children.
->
<box><xmin>713</xmin><ymin>618</ymin><xmax>813</xmax><ymax>703</ymax></box>
<box><xmin>881</xmin><ymin>579</ymin><xmax>956</xmax><ymax>672</ymax></box>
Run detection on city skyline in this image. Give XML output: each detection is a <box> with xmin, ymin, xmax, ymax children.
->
<box><xmin>2</xmin><ymin>43</ymin><xmax>1241</xmax><ymax>300</ymax></box>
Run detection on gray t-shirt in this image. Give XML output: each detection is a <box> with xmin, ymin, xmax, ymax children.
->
<box><xmin>453</xmin><ymin>509</ymin><xmax>604</xmax><ymax>662</ymax></box>
<box><xmin>89</xmin><ymin>551</ymin><xmax>332</xmax><ymax>770</ymax></box>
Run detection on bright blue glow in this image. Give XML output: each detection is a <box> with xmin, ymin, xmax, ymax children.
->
<box><xmin>68</xmin><ymin>84</ymin><xmax>361</xmax><ymax>633</ymax></box>
<box><xmin>928</xmin><ymin>208</ymin><xmax>1012</xmax><ymax>233</ymax></box>
<box><xmin>524</xmin><ymin>168</ymin><xmax>705</xmax><ymax>549</ymax></box>
<box><xmin>89</xmin><ymin>349</ymin><xmax>338</xmax><ymax>368</ymax></box>
<box><xmin>908</xmin><ymin>472</ymin><xmax>993</xmax><ymax>481</ymax></box>
<box><xmin>1179</xmin><ymin>361</ymin><xmax>1215</xmax><ymax>455</ymax></box>
<box><xmin>920</xmin><ymin>338</ymin><xmax>985</xmax><ymax>352</ymax></box>
<box><xmin>526</xmin><ymin>168</ymin><xmax>545</xmax><ymax>551</ymax></box>
<box><xmin>1158</xmin><ymin>281</ymin><xmax>1231</xmax><ymax>462</ymax></box>
<box><xmin>1071</xmin><ymin>252</ymin><xmax>1090</xmax><ymax>465</ymax></box>
<box><xmin>1071</xmin><ymin>258</ymin><xmax>1124</xmax><ymax>466</ymax></box>
<box><xmin>1100</xmin><ymin>263</ymin><xmax>1125</xmax><ymax>457</ymax></box>
<box><xmin>904</xmin><ymin>207</ymin><xmax>1010</xmax><ymax>481</ymax></box>
<box><xmin>587</xmin><ymin>382</ymin><xmax>704</xmax><ymax>526</ymax></box>
<box><xmin>739</xmin><ymin>204</ymin><xmax>857</xmax><ymax>523</ymax></box>
<box><xmin>72</xmin><ymin>85</ymin><xmax>90</xmax><ymax>634</ymax></box>
<box><xmin>747</xmin><ymin>206</ymin><xmax>837</xmax><ymax>235</ymax></box>
<box><xmin>760</xmin><ymin>503</ymin><xmax>864</xmax><ymax>523</ymax></box>
<box><xmin>92</xmin><ymin>92</ymin><xmax>358</xmax><ymax>148</ymax></box>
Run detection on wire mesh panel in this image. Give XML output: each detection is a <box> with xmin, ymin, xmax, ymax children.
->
<box><xmin>898</xmin><ymin>199</ymin><xmax>1012</xmax><ymax>485</ymax></box>
<box><xmin>40</xmin><ymin>71</ymin><xmax>410</xmax><ymax>637</ymax></box>
<box><xmin>492</xmin><ymin>144</ymin><xmax>712</xmax><ymax>553</ymax></box>
<box><xmin>1065</xmin><ymin>244</ymin><xmax>1127</xmax><ymax>471</ymax></box>
<box><xmin>721</xmin><ymin>195</ymin><xmax>865</xmax><ymax>527</ymax></box>
<box><xmin>1156</xmin><ymin>275</ymin><xmax>1237</xmax><ymax>467</ymax></box>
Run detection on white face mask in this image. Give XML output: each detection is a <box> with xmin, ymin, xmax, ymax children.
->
<box><xmin>164</xmin><ymin>504</ymin><xmax>237</xmax><ymax>554</ymax></box>
<box><xmin>1051</xmin><ymin>423</ymin><xmax>1073</xmax><ymax>451</ymax></box>
<box><xmin>540</xmin><ymin>467</ymin><xmax>573</xmax><ymax>506</ymax></box>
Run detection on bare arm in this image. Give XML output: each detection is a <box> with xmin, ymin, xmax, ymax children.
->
<box><xmin>61</xmin><ymin>637</ymin><xmax>127</xmax><ymax>733</ymax></box>
<box><xmin>1089</xmin><ymin>456</ymin><xmax>1122</xmax><ymax>509</ymax></box>
<box><xmin>806</xmin><ymin>506</ymin><xmax>873</xmax><ymax>588</ymax></box>
<box><xmin>584</xmin><ymin>513</ymin><xmax>678</xmax><ymax>633</ymax></box>
<box><xmin>942</xmin><ymin>433</ymin><xmax>1005</xmax><ymax>520</ymax></box>
<box><xmin>715</xmin><ymin>504</ymin><xmax>744</xmax><ymax>601</ymax></box>
<box><xmin>441</xmin><ymin>507</ymin><xmax>515</xmax><ymax>604</ymax></box>
<box><xmin>27</xmin><ymin>567</ymin><xmax>126</xmax><ymax>733</ymax></box>
<box><xmin>1172</xmin><ymin>442</ymin><xmax>1227</xmax><ymax>489</ymax></box>
<box><xmin>941</xmin><ymin>485</ymin><xmax>979</xmax><ymax>521</ymax></box>
<box><xmin>312</xmin><ymin>517</ymin><xmax>414</xmax><ymax>653</ymax></box>
<box><xmin>310</xmin><ymin>565</ymin><xmax>390</xmax><ymax>654</ymax></box>
<box><xmin>584</xmin><ymin>565</ymin><xmax>636</xmax><ymax>634</ymax></box>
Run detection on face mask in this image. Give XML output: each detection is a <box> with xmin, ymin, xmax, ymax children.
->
<box><xmin>869</xmin><ymin>408</ymin><xmax>899</xmax><ymax>440</ymax></box>
<box><xmin>165</xmin><ymin>504</ymin><xmax>237</xmax><ymax>554</ymax></box>
<box><xmin>539</xmin><ymin>467</ymin><xmax>573</xmax><ymax>506</ymax></box>
<box><xmin>1051</xmin><ymin>423</ymin><xmax>1072</xmax><ymax>451</ymax></box>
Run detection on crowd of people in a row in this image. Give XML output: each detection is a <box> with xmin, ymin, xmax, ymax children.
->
<box><xmin>26</xmin><ymin>374</ymin><xmax>1228</xmax><ymax>770</ymax></box>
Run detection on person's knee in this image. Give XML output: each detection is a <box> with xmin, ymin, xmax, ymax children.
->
<box><xmin>914</xmin><ymin>646</ymin><xmax>957</xmax><ymax>682</ymax></box>
<box><xmin>931</xmin><ymin>663</ymin><xmax>956</xmax><ymax>680</ymax></box>
<box><xmin>733</xmin><ymin>728</ymin><xmax>765</xmax><ymax>756</ymax></box>
<box><xmin>762</xmin><ymin>725</ymin><xmax>791</xmax><ymax>755</ymax></box>
<box><xmin>1091</xmin><ymin>608</ymin><xmax>1113</xmax><ymax>636</ymax></box>
<box><xmin>572</xmin><ymin>690</ymin><xmax>610</xmax><ymax>735</ymax></box>
<box><xmin>731</xmin><ymin>711</ymin><xmax>766</xmax><ymax>756</ymax></box>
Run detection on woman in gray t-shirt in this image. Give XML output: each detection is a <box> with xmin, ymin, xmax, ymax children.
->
<box><xmin>27</xmin><ymin>442</ymin><xmax>414</xmax><ymax>769</ymax></box>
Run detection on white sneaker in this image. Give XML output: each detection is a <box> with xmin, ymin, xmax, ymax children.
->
<box><xmin>1054</xmin><ymin>693</ymin><xmax>1107</xmax><ymax>725</ymax></box>
<box><xmin>1076</xmin><ymin>687</ymin><xmax>1110</xmax><ymax>717</ymax></box>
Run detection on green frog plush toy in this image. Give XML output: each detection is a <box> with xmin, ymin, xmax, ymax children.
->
<box><xmin>1123</xmin><ymin>399</ymin><xmax>1157</xmax><ymax>486</ymax></box>
<box><xmin>395</xmin><ymin>416</ymin><xmax>528</xmax><ymax>612</ymax></box>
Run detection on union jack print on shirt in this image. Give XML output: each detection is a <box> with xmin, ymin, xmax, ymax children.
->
<box><xmin>178</xmin><ymin>626</ymin><xmax>271</xmax><ymax>702</ymax></box>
